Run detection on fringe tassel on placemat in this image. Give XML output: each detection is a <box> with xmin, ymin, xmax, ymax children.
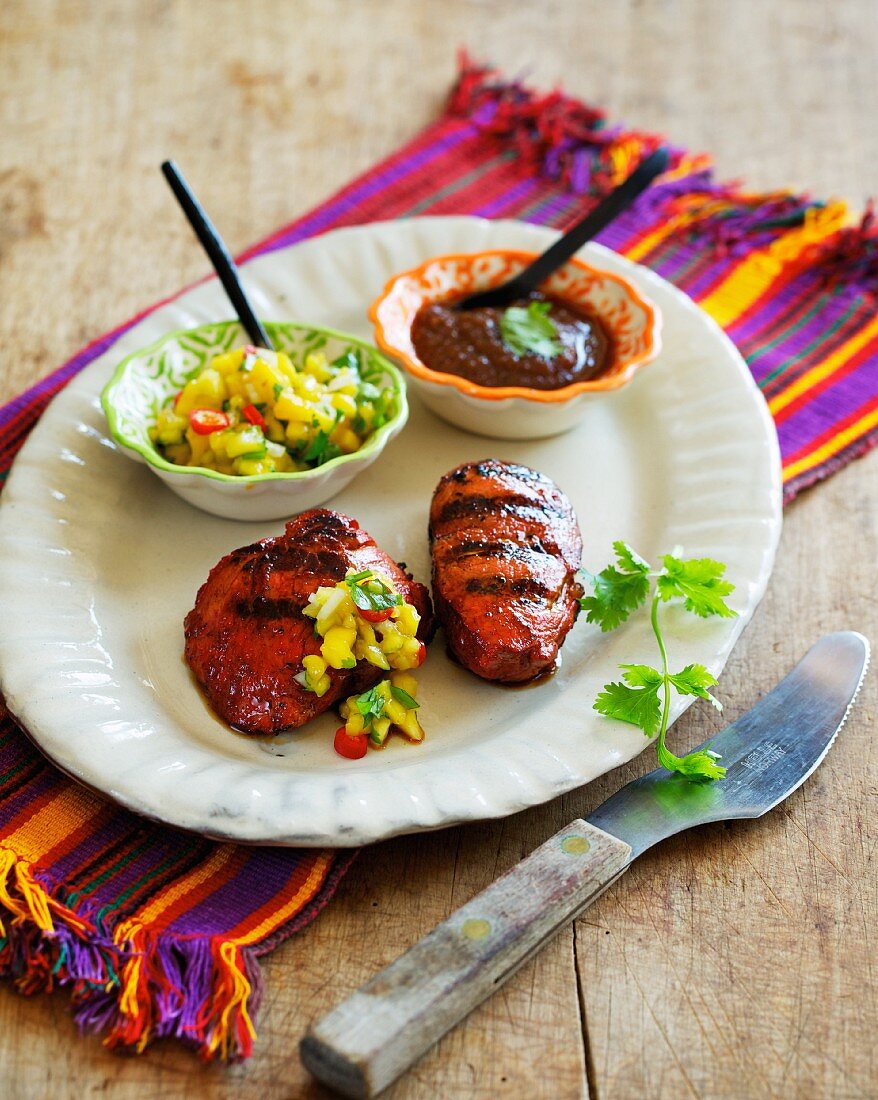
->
<box><xmin>0</xmin><ymin>846</ymin><xmax>260</xmax><ymax>1061</ymax></box>
<box><xmin>450</xmin><ymin>52</ymin><xmax>878</xmax><ymax>301</ymax></box>
<box><xmin>93</xmin><ymin>922</ymin><xmax>259</xmax><ymax>1059</ymax></box>
<box><xmin>811</xmin><ymin>201</ymin><xmax>878</xmax><ymax>293</ymax></box>
<box><xmin>449</xmin><ymin>50</ymin><xmax>676</xmax><ymax>195</ymax></box>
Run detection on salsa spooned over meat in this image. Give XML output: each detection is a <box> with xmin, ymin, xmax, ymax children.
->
<box><xmin>184</xmin><ymin>509</ymin><xmax>433</xmax><ymax>735</ymax></box>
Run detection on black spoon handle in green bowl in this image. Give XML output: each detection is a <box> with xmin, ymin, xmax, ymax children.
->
<box><xmin>457</xmin><ymin>145</ymin><xmax>671</xmax><ymax>311</ymax></box>
<box><xmin>161</xmin><ymin>159</ymin><xmax>274</xmax><ymax>350</ymax></box>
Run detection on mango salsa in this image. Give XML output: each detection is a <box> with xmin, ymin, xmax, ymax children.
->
<box><xmin>339</xmin><ymin>672</ymin><xmax>424</xmax><ymax>747</ymax></box>
<box><xmin>298</xmin><ymin>568</ymin><xmax>427</xmax><ymax>753</ymax></box>
<box><xmin>148</xmin><ymin>344</ymin><xmax>398</xmax><ymax>476</ymax></box>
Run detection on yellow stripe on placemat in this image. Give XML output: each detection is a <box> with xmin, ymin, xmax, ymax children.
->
<box><xmin>769</xmin><ymin>313</ymin><xmax>878</xmax><ymax>416</ymax></box>
<box><xmin>784</xmin><ymin>403</ymin><xmax>878</xmax><ymax>482</ymax></box>
<box><xmin>699</xmin><ymin>201</ymin><xmax>849</xmax><ymax>327</ymax></box>
<box><xmin>0</xmin><ymin>784</ymin><xmax>105</xmax><ymax>935</ymax></box>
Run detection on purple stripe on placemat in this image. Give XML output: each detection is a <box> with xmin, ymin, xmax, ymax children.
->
<box><xmin>0</xmin><ymin>765</ymin><xmax>62</xmax><ymax>830</ymax></box>
<box><xmin>673</xmin><ymin>253</ymin><xmax>741</xmax><ymax>302</ymax></box>
<box><xmin>242</xmin><ymin>122</ymin><xmax>477</xmax><ymax>258</ymax></box>
<box><xmin>646</xmin><ymin>240</ymin><xmax>715</xmax><ymax>288</ymax></box>
<box><xmin>779</xmin><ymin>358</ymin><xmax>878</xmax><ymax>439</ymax></box>
<box><xmin>41</xmin><ymin>815</ymin><xmax>148</xmax><ymax>885</ymax></box>
<box><xmin>748</xmin><ymin>299</ymin><xmax>867</xmax><ymax>393</ymax></box>
<box><xmin>56</xmin><ymin>836</ymin><xmax>208</xmax><ymax>925</ymax></box>
<box><xmin>253</xmin><ymin>847</ymin><xmax>358</xmax><ymax>954</ymax></box>
<box><xmin>522</xmin><ymin>189</ymin><xmax>581</xmax><ymax>228</ymax></box>
<box><xmin>166</xmin><ymin>847</ymin><xmax>316</xmax><ymax>936</ymax></box>
<box><xmin>724</xmin><ymin>278</ymin><xmax>819</xmax><ymax>349</ymax></box>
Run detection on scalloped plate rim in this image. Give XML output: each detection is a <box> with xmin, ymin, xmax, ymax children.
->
<box><xmin>0</xmin><ymin>215</ymin><xmax>782</xmax><ymax>847</ymax></box>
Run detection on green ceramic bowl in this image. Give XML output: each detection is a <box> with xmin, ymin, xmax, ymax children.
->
<box><xmin>101</xmin><ymin>320</ymin><xmax>408</xmax><ymax>520</ymax></box>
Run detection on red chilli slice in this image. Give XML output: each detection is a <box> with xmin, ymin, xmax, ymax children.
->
<box><xmin>359</xmin><ymin>607</ymin><xmax>394</xmax><ymax>624</ymax></box>
<box><xmin>334</xmin><ymin>726</ymin><xmax>368</xmax><ymax>760</ymax></box>
<box><xmin>243</xmin><ymin>404</ymin><xmax>266</xmax><ymax>430</ymax></box>
<box><xmin>189</xmin><ymin>408</ymin><xmax>230</xmax><ymax>435</ymax></box>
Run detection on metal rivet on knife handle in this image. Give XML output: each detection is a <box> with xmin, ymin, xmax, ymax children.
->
<box><xmin>298</xmin><ymin>820</ymin><xmax>631</xmax><ymax>1100</ymax></box>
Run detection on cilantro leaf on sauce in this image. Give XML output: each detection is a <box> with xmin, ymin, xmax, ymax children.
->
<box><xmin>499</xmin><ymin>301</ymin><xmax>563</xmax><ymax>357</ymax></box>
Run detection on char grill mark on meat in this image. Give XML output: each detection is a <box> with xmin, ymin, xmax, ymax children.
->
<box><xmin>184</xmin><ymin>508</ymin><xmax>433</xmax><ymax>735</ymax></box>
<box><xmin>432</xmin><ymin>492</ymin><xmax>564</xmax><ymax>528</ymax></box>
<box><xmin>430</xmin><ymin>460</ymin><xmax>583</xmax><ymax>683</ymax></box>
<box><xmin>464</xmin><ymin>575</ymin><xmax>552</xmax><ymax>601</ymax></box>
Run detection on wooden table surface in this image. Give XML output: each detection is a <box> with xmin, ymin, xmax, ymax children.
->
<box><xmin>2</xmin><ymin>2</ymin><xmax>876</xmax><ymax>1097</ymax></box>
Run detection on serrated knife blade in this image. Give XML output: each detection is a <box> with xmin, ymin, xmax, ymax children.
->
<box><xmin>588</xmin><ymin>630</ymin><xmax>869</xmax><ymax>856</ymax></box>
<box><xmin>301</xmin><ymin>632</ymin><xmax>870</xmax><ymax>1100</ymax></box>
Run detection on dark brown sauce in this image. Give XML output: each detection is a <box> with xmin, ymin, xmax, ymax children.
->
<box><xmin>411</xmin><ymin>292</ymin><xmax>611</xmax><ymax>390</ymax></box>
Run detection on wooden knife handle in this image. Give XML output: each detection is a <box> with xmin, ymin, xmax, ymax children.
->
<box><xmin>299</xmin><ymin>820</ymin><xmax>632</xmax><ymax>1098</ymax></box>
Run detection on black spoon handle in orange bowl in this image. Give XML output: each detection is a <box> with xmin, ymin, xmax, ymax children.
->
<box><xmin>457</xmin><ymin>145</ymin><xmax>671</xmax><ymax>311</ymax></box>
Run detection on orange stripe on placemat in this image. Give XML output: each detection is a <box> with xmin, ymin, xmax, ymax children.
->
<box><xmin>38</xmin><ymin>800</ymin><xmax>119</xmax><ymax>869</ymax></box>
<box><xmin>0</xmin><ymin>786</ymin><xmax>106</xmax><ymax>936</ymax></box>
<box><xmin>769</xmin><ymin>312</ymin><xmax>878</xmax><ymax>419</ymax></box>
<box><xmin>0</xmin><ymin>785</ymin><xmax>69</xmax><ymax>843</ymax></box>
<box><xmin>698</xmin><ymin>202</ymin><xmax>849</xmax><ymax>328</ymax></box>
<box><xmin>622</xmin><ymin>208</ymin><xmax>692</xmax><ymax>263</ymax></box>
<box><xmin>783</xmin><ymin>399</ymin><xmax>878</xmax><ymax>482</ymax></box>
<box><xmin>128</xmin><ymin>845</ymin><xmax>237</xmax><ymax>929</ymax></box>
<box><xmin>4</xmin><ymin>786</ymin><xmax>106</xmax><ymax>863</ymax></box>
<box><xmin>231</xmin><ymin>851</ymin><xmax>335</xmax><ymax>947</ymax></box>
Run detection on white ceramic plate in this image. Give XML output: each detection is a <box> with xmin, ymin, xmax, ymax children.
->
<box><xmin>0</xmin><ymin>217</ymin><xmax>782</xmax><ymax>847</ymax></box>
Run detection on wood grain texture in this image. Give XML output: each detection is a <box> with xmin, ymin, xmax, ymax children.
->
<box><xmin>1</xmin><ymin>2</ymin><xmax>876</xmax><ymax>1098</ymax></box>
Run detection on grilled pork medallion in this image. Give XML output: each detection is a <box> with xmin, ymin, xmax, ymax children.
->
<box><xmin>429</xmin><ymin>460</ymin><xmax>583</xmax><ymax>683</ymax></box>
<box><xmin>184</xmin><ymin>509</ymin><xmax>433</xmax><ymax>735</ymax></box>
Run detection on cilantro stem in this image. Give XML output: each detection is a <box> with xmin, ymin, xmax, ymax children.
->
<box><xmin>584</xmin><ymin>540</ymin><xmax>734</xmax><ymax>781</ymax></box>
<box><xmin>650</xmin><ymin>593</ymin><xmax>673</xmax><ymax>766</ymax></box>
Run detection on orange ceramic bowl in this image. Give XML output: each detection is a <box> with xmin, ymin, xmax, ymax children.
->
<box><xmin>369</xmin><ymin>249</ymin><xmax>662</xmax><ymax>439</ymax></box>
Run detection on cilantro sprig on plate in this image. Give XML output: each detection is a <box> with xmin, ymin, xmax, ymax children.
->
<box><xmin>499</xmin><ymin>301</ymin><xmax>563</xmax><ymax>358</ymax></box>
<box><xmin>581</xmin><ymin>542</ymin><xmax>737</xmax><ymax>782</ymax></box>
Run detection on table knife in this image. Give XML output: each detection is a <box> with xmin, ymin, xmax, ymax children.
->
<box><xmin>300</xmin><ymin>631</ymin><xmax>869</xmax><ymax>1099</ymax></box>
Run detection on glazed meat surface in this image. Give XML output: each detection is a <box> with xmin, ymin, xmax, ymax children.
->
<box><xmin>185</xmin><ymin>509</ymin><xmax>432</xmax><ymax>734</ymax></box>
<box><xmin>429</xmin><ymin>460</ymin><xmax>583</xmax><ymax>683</ymax></box>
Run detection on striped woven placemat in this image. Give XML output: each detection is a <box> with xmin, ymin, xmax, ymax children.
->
<box><xmin>0</xmin><ymin>57</ymin><xmax>875</xmax><ymax>1061</ymax></box>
